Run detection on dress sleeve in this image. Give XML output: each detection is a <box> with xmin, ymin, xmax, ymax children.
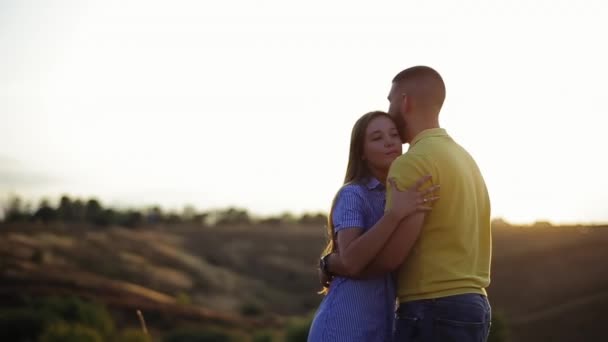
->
<box><xmin>332</xmin><ymin>186</ymin><xmax>366</xmax><ymax>233</ymax></box>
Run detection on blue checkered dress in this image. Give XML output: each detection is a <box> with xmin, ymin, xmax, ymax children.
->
<box><xmin>308</xmin><ymin>178</ymin><xmax>396</xmax><ymax>342</ymax></box>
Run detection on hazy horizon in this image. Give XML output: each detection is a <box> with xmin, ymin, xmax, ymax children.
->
<box><xmin>2</xmin><ymin>1</ymin><xmax>607</xmax><ymax>225</ymax></box>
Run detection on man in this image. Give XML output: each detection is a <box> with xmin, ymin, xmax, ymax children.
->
<box><xmin>324</xmin><ymin>66</ymin><xmax>492</xmax><ymax>341</ymax></box>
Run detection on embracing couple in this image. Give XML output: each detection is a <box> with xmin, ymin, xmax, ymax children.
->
<box><xmin>308</xmin><ymin>66</ymin><xmax>492</xmax><ymax>342</ymax></box>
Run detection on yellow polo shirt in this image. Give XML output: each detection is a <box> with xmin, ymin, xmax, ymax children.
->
<box><xmin>386</xmin><ymin>128</ymin><xmax>491</xmax><ymax>302</ymax></box>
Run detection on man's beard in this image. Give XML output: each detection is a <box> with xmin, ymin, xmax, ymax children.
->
<box><xmin>393</xmin><ymin>113</ymin><xmax>408</xmax><ymax>144</ymax></box>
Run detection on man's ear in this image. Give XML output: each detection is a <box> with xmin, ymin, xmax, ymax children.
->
<box><xmin>400</xmin><ymin>93</ymin><xmax>409</xmax><ymax>115</ymax></box>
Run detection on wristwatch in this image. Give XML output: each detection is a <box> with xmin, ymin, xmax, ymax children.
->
<box><xmin>319</xmin><ymin>254</ymin><xmax>333</xmax><ymax>279</ymax></box>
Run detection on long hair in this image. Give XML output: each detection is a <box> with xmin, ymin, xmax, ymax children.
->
<box><xmin>319</xmin><ymin>111</ymin><xmax>394</xmax><ymax>294</ymax></box>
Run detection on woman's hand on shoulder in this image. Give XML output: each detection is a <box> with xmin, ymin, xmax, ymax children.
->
<box><xmin>386</xmin><ymin>175</ymin><xmax>439</xmax><ymax>221</ymax></box>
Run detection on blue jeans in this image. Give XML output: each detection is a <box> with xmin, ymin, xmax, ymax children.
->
<box><xmin>394</xmin><ymin>294</ymin><xmax>491</xmax><ymax>342</ymax></box>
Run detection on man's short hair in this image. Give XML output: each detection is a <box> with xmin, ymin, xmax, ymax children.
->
<box><xmin>392</xmin><ymin>66</ymin><xmax>446</xmax><ymax>111</ymax></box>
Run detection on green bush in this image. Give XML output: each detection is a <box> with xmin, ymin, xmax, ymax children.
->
<box><xmin>488</xmin><ymin>311</ymin><xmax>510</xmax><ymax>342</ymax></box>
<box><xmin>240</xmin><ymin>302</ymin><xmax>263</xmax><ymax>317</ymax></box>
<box><xmin>39</xmin><ymin>322</ymin><xmax>103</xmax><ymax>342</ymax></box>
<box><xmin>163</xmin><ymin>327</ymin><xmax>234</xmax><ymax>342</ymax></box>
<box><xmin>252</xmin><ymin>330</ymin><xmax>274</xmax><ymax>342</ymax></box>
<box><xmin>284</xmin><ymin>318</ymin><xmax>311</xmax><ymax>342</ymax></box>
<box><xmin>116</xmin><ymin>328</ymin><xmax>152</xmax><ymax>342</ymax></box>
<box><xmin>0</xmin><ymin>308</ymin><xmax>57</xmax><ymax>341</ymax></box>
<box><xmin>176</xmin><ymin>292</ymin><xmax>192</xmax><ymax>305</ymax></box>
<box><xmin>34</xmin><ymin>296</ymin><xmax>115</xmax><ymax>337</ymax></box>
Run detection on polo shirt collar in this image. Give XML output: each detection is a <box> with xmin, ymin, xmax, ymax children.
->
<box><xmin>410</xmin><ymin>128</ymin><xmax>448</xmax><ymax>146</ymax></box>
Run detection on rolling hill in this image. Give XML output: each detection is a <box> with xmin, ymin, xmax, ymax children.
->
<box><xmin>1</xmin><ymin>222</ymin><xmax>607</xmax><ymax>341</ymax></box>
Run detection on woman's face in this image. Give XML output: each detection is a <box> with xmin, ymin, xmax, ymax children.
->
<box><xmin>362</xmin><ymin>115</ymin><xmax>402</xmax><ymax>172</ymax></box>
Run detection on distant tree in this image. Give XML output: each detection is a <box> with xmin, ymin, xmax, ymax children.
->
<box><xmin>179</xmin><ymin>206</ymin><xmax>208</xmax><ymax>226</ymax></box>
<box><xmin>215</xmin><ymin>207</ymin><xmax>251</xmax><ymax>226</ymax></box>
<box><xmin>57</xmin><ymin>195</ymin><xmax>75</xmax><ymax>222</ymax></box>
<box><xmin>164</xmin><ymin>212</ymin><xmax>183</xmax><ymax>225</ymax></box>
<box><xmin>84</xmin><ymin>199</ymin><xmax>104</xmax><ymax>225</ymax></box>
<box><xmin>279</xmin><ymin>212</ymin><xmax>297</xmax><ymax>225</ymax></box>
<box><xmin>259</xmin><ymin>217</ymin><xmax>281</xmax><ymax>226</ymax></box>
<box><xmin>71</xmin><ymin>199</ymin><xmax>86</xmax><ymax>222</ymax></box>
<box><xmin>122</xmin><ymin>210</ymin><xmax>143</xmax><ymax>228</ymax></box>
<box><xmin>298</xmin><ymin>213</ymin><xmax>327</xmax><ymax>225</ymax></box>
<box><xmin>533</xmin><ymin>220</ymin><xmax>553</xmax><ymax>228</ymax></box>
<box><xmin>182</xmin><ymin>205</ymin><xmax>197</xmax><ymax>222</ymax></box>
<box><xmin>146</xmin><ymin>206</ymin><xmax>163</xmax><ymax>225</ymax></box>
<box><xmin>3</xmin><ymin>195</ymin><xmax>27</xmax><ymax>222</ymax></box>
<box><xmin>192</xmin><ymin>212</ymin><xmax>209</xmax><ymax>226</ymax></box>
<box><xmin>96</xmin><ymin>209</ymin><xmax>115</xmax><ymax>227</ymax></box>
<box><xmin>33</xmin><ymin>199</ymin><xmax>57</xmax><ymax>223</ymax></box>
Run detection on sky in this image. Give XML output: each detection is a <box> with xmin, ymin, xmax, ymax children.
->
<box><xmin>1</xmin><ymin>0</ymin><xmax>607</xmax><ymax>224</ymax></box>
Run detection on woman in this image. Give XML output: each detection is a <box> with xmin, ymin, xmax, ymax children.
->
<box><xmin>308</xmin><ymin>111</ymin><xmax>438</xmax><ymax>342</ymax></box>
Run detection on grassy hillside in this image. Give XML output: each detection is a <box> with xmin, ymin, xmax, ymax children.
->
<box><xmin>1</xmin><ymin>222</ymin><xmax>607</xmax><ymax>341</ymax></box>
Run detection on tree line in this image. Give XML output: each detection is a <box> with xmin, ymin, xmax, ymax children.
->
<box><xmin>1</xmin><ymin>195</ymin><xmax>328</xmax><ymax>228</ymax></box>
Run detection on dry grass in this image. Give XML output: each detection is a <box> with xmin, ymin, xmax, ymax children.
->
<box><xmin>1</xmin><ymin>222</ymin><xmax>607</xmax><ymax>341</ymax></box>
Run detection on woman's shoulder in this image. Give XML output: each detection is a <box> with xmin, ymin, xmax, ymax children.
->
<box><xmin>333</xmin><ymin>183</ymin><xmax>371</xmax><ymax>208</ymax></box>
<box><xmin>336</xmin><ymin>182</ymin><xmax>367</xmax><ymax>197</ymax></box>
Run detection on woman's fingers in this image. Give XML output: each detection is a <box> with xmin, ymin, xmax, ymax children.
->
<box><xmin>417</xmin><ymin>195</ymin><xmax>439</xmax><ymax>206</ymax></box>
<box><xmin>425</xmin><ymin>195</ymin><xmax>440</xmax><ymax>203</ymax></box>
<box><xmin>423</xmin><ymin>185</ymin><xmax>440</xmax><ymax>196</ymax></box>
<box><xmin>409</xmin><ymin>174</ymin><xmax>432</xmax><ymax>191</ymax></box>
<box><xmin>417</xmin><ymin>196</ymin><xmax>439</xmax><ymax>211</ymax></box>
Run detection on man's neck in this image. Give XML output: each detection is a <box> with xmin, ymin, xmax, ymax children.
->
<box><xmin>406</xmin><ymin>120</ymin><xmax>440</xmax><ymax>144</ymax></box>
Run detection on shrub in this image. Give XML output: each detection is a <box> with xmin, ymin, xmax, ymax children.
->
<box><xmin>252</xmin><ymin>330</ymin><xmax>274</xmax><ymax>342</ymax></box>
<box><xmin>116</xmin><ymin>328</ymin><xmax>152</xmax><ymax>342</ymax></box>
<box><xmin>240</xmin><ymin>302</ymin><xmax>263</xmax><ymax>317</ymax></box>
<box><xmin>39</xmin><ymin>322</ymin><xmax>103</xmax><ymax>342</ymax></box>
<box><xmin>488</xmin><ymin>311</ymin><xmax>510</xmax><ymax>342</ymax></box>
<box><xmin>34</xmin><ymin>296</ymin><xmax>115</xmax><ymax>337</ymax></box>
<box><xmin>284</xmin><ymin>317</ymin><xmax>311</xmax><ymax>342</ymax></box>
<box><xmin>163</xmin><ymin>327</ymin><xmax>234</xmax><ymax>342</ymax></box>
<box><xmin>0</xmin><ymin>308</ymin><xmax>56</xmax><ymax>341</ymax></box>
<box><xmin>176</xmin><ymin>292</ymin><xmax>192</xmax><ymax>305</ymax></box>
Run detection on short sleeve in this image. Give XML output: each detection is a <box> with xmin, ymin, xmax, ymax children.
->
<box><xmin>332</xmin><ymin>186</ymin><xmax>366</xmax><ymax>232</ymax></box>
<box><xmin>385</xmin><ymin>153</ymin><xmax>434</xmax><ymax>212</ymax></box>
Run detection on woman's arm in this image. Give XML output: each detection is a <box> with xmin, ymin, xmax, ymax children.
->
<box><xmin>325</xmin><ymin>176</ymin><xmax>437</xmax><ymax>278</ymax></box>
<box><xmin>326</xmin><ymin>212</ymin><xmax>425</xmax><ymax>279</ymax></box>
<box><xmin>329</xmin><ymin>212</ymin><xmax>400</xmax><ymax>277</ymax></box>
<box><xmin>359</xmin><ymin>212</ymin><xmax>426</xmax><ymax>276</ymax></box>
